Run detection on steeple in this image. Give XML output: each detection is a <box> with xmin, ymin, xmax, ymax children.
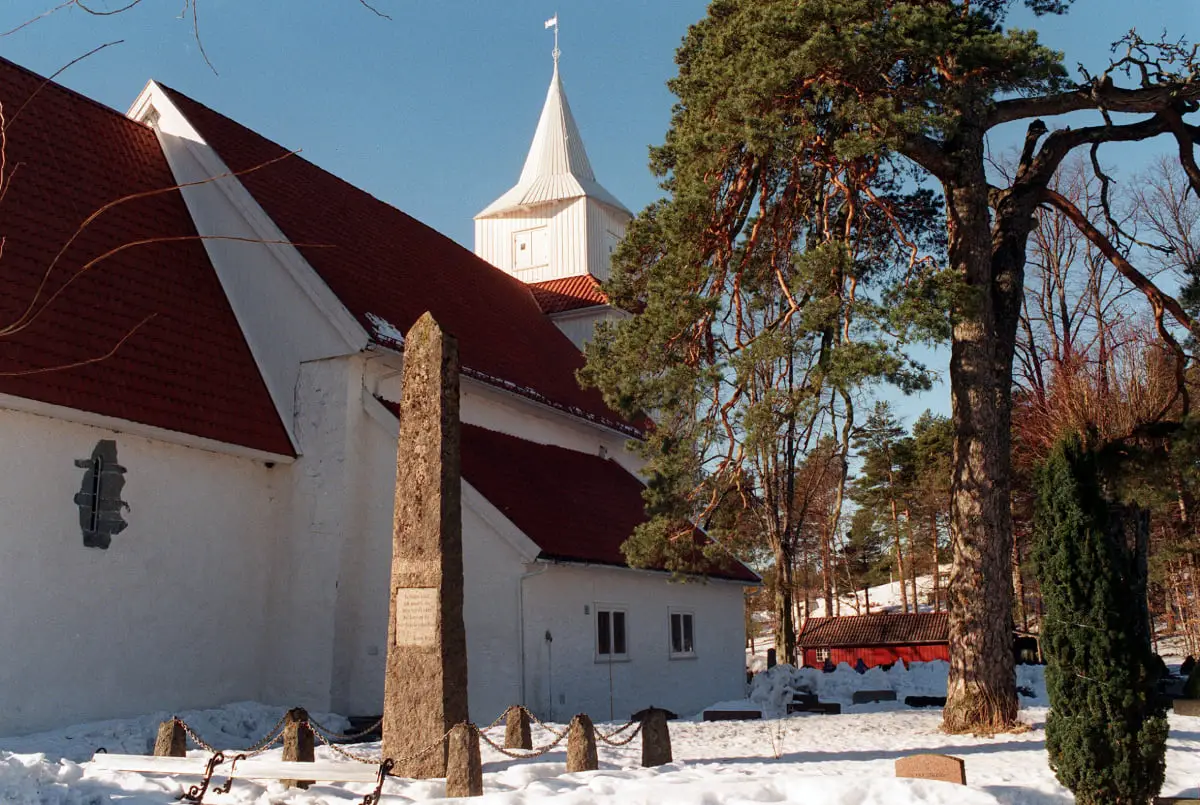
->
<box><xmin>474</xmin><ymin>30</ymin><xmax>633</xmax><ymax>349</ymax></box>
<box><xmin>476</xmin><ymin>60</ymin><xmax>630</xmax><ymax>218</ymax></box>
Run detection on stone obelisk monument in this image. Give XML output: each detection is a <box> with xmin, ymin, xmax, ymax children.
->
<box><xmin>381</xmin><ymin>312</ymin><xmax>470</xmax><ymax>778</ymax></box>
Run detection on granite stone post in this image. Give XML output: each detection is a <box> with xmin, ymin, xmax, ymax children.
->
<box><xmin>281</xmin><ymin>707</ymin><xmax>315</xmax><ymax>789</ymax></box>
<box><xmin>445</xmin><ymin>723</ymin><xmax>483</xmax><ymax>797</ymax></box>
<box><xmin>153</xmin><ymin>720</ymin><xmax>185</xmax><ymax>757</ymax></box>
<box><xmin>504</xmin><ymin>706</ymin><xmax>532</xmax><ymax>750</ymax></box>
<box><xmin>381</xmin><ymin>313</ymin><xmax>470</xmax><ymax>779</ymax></box>
<box><xmin>566</xmin><ymin>714</ymin><xmax>598</xmax><ymax>772</ymax></box>
<box><xmin>638</xmin><ymin>708</ymin><xmax>672</xmax><ymax>767</ymax></box>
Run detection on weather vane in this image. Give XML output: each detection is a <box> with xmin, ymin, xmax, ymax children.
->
<box><xmin>544</xmin><ymin>13</ymin><xmax>559</xmax><ymax>66</ymax></box>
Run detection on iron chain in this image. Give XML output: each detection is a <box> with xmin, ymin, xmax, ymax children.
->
<box><xmin>475</xmin><ymin>723</ymin><xmax>569</xmax><ymax>759</ymax></box>
<box><xmin>595</xmin><ymin>719</ymin><xmax>643</xmax><ymax>747</ymax></box>
<box><xmin>307</xmin><ymin>715</ymin><xmax>383</xmax><ymax>742</ymax></box>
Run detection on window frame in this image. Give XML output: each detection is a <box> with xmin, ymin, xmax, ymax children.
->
<box><xmin>668</xmin><ymin>607</ymin><xmax>696</xmax><ymax>659</ymax></box>
<box><xmin>594</xmin><ymin>604</ymin><xmax>629</xmax><ymax>662</ymax></box>
<box><xmin>814</xmin><ymin>647</ymin><xmax>831</xmax><ymax>664</ymax></box>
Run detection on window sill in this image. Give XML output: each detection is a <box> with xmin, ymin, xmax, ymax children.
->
<box><xmin>595</xmin><ymin>656</ymin><xmax>631</xmax><ymax>664</ymax></box>
<box><xmin>669</xmin><ymin>653</ymin><xmax>697</xmax><ymax>661</ymax></box>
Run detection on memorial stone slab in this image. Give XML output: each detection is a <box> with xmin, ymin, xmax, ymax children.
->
<box><xmin>381</xmin><ymin>313</ymin><xmax>470</xmax><ymax>779</ymax></box>
<box><xmin>895</xmin><ymin>753</ymin><xmax>966</xmax><ymax>785</ymax></box>
<box><xmin>852</xmin><ymin>690</ymin><xmax>897</xmax><ymax>704</ymax></box>
<box><xmin>1174</xmin><ymin>699</ymin><xmax>1200</xmax><ymax>717</ymax></box>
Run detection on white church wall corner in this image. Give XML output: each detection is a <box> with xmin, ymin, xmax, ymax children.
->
<box><xmin>0</xmin><ymin>407</ymin><xmax>277</xmax><ymax>737</ymax></box>
<box><xmin>521</xmin><ymin>564</ymin><xmax>747</xmax><ymax>723</ymax></box>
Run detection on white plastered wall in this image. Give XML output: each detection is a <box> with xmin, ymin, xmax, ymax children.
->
<box><xmin>0</xmin><ymin>407</ymin><xmax>279</xmax><ymax>736</ymax></box>
<box><xmin>330</xmin><ymin>397</ymin><xmax>533</xmax><ymax>721</ymax></box>
<box><xmin>521</xmin><ymin>564</ymin><xmax>748</xmax><ymax>722</ymax></box>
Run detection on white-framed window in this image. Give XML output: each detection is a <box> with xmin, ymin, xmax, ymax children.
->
<box><xmin>814</xmin><ymin>647</ymin><xmax>831</xmax><ymax>663</ymax></box>
<box><xmin>595</xmin><ymin>606</ymin><xmax>628</xmax><ymax>661</ymax></box>
<box><xmin>669</xmin><ymin>609</ymin><xmax>695</xmax><ymax>658</ymax></box>
<box><xmin>513</xmin><ymin>227</ymin><xmax>548</xmax><ymax>272</ymax></box>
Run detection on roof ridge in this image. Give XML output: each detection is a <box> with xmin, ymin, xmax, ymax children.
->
<box><xmin>158</xmin><ymin>83</ymin><xmax>549</xmax><ymax>299</ymax></box>
<box><xmin>0</xmin><ymin>55</ymin><xmax>153</xmax><ymax>134</ymax></box>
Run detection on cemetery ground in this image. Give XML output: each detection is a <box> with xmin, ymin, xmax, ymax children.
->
<box><xmin>4</xmin><ymin>662</ymin><xmax>1200</xmax><ymax>804</ymax></box>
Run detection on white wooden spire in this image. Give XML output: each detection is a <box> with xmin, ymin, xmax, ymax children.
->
<box><xmin>476</xmin><ymin>60</ymin><xmax>630</xmax><ymax>218</ymax></box>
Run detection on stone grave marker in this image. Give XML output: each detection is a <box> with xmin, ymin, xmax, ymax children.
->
<box><xmin>381</xmin><ymin>313</ymin><xmax>470</xmax><ymax>779</ymax></box>
<box><xmin>1173</xmin><ymin>699</ymin><xmax>1200</xmax><ymax>717</ymax></box>
<box><xmin>895</xmin><ymin>753</ymin><xmax>966</xmax><ymax>785</ymax></box>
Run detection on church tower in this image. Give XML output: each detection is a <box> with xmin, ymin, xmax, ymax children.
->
<box><xmin>475</xmin><ymin>36</ymin><xmax>632</xmax><ymax>350</ymax></box>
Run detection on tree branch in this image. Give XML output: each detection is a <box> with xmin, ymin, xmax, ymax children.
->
<box><xmin>1041</xmin><ymin>186</ymin><xmax>1200</xmax><ymax>343</ymax></box>
<box><xmin>987</xmin><ymin>79</ymin><xmax>1200</xmax><ymax>129</ymax></box>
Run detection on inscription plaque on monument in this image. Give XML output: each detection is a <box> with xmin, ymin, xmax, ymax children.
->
<box><xmin>395</xmin><ymin>588</ymin><xmax>439</xmax><ymax>647</ymax></box>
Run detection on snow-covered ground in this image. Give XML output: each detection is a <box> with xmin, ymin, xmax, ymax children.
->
<box><xmin>3</xmin><ymin>663</ymin><xmax>1199</xmax><ymax>804</ymax></box>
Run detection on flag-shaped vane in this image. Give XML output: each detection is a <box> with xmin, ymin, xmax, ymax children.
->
<box><xmin>545</xmin><ymin>15</ymin><xmax>558</xmax><ymax>29</ymax></box>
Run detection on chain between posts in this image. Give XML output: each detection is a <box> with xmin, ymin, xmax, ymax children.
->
<box><xmin>173</xmin><ymin>712</ymin><xmax>288</xmax><ymax>758</ymax></box>
<box><xmin>306</xmin><ymin>715</ymin><xmax>383</xmax><ymax>742</ymax></box>
<box><xmin>310</xmin><ymin>720</ymin><xmax>458</xmax><ymax>766</ymax></box>
<box><xmin>474</xmin><ymin>722</ymin><xmax>570</xmax><ymax>759</ymax></box>
<box><xmin>595</xmin><ymin>719</ymin><xmax>643</xmax><ymax>747</ymax></box>
<box><xmin>517</xmin><ymin>705</ymin><xmax>567</xmax><ymax>739</ymax></box>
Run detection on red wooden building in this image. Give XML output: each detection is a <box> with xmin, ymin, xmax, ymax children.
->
<box><xmin>797</xmin><ymin>612</ymin><xmax>950</xmax><ymax>668</ymax></box>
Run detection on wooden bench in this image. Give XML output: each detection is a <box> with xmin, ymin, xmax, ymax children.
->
<box><xmin>89</xmin><ymin>751</ymin><xmax>393</xmax><ymax>804</ymax></box>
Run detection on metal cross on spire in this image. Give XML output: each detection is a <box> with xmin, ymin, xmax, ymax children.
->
<box><xmin>544</xmin><ymin>13</ymin><xmax>560</xmax><ymax>67</ymax></box>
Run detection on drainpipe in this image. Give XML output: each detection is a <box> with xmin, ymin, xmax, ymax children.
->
<box><xmin>518</xmin><ymin>562</ymin><xmax>550</xmax><ymax>710</ymax></box>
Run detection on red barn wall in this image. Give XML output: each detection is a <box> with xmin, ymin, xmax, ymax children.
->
<box><xmin>801</xmin><ymin>644</ymin><xmax>949</xmax><ymax>668</ymax></box>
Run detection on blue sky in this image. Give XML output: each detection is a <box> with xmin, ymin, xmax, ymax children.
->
<box><xmin>2</xmin><ymin>0</ymin><xmax>1196</xmax><ymax>427</ymax></box>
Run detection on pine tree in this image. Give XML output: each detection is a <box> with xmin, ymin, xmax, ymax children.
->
<box><xmin>583</xmin><ymin>0</ymin><xmax>1200</xmax><ymax>732</ymax></box>
<box><xmin>1034</xmin><ymin>435</ymin><xmax>1167</xmax><ymax>805</ymax></box>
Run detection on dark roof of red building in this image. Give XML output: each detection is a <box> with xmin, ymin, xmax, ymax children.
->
<box><xmin>160</xmin><ymin>86</ymin><xmax>623</xmax><ymax>429</ymax></box>
<box><xmin>0</xmin><ymin>58</ymin><xmax>293</xmax><ymax>456</ymax></box>
<box><xmin>460</xmin><ymin>424</ymin><xmax>758</xmax><ymax>583</ymax></box>
<box><xmin>797</xmin><ymin>613</ymin><xmax>949</xmax><ymax>647</ymax></box>
<box><xmin>529</xmin><ymin>274</ymin><xmax>609</xmax><ymax>314</ymax></box>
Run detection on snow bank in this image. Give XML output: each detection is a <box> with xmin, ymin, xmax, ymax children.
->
<box><xmin>0</xmin><ymin>702</ymin><xmax>349</xmax><ymax>763</ymax></box>
<box><xmin>742</xmin><ymin>661</ymin><xmax>1048</xmax><ymax>716</ymax></box>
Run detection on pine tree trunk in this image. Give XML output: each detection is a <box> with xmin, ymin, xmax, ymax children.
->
<box><xmin>774</xmin><ymin>548</ymin><xmax>797</xmax><ymax>665</ymax></box>
<box><xmin>943</xmin><ymin>154</ymin><xmax>1026</xmax><ymax>733</ymax></box>
<box><xmin>906</xmin><ymin>507</ymin><xmax>919</xmax><ymax>609</ymax></box>
<box><xmin>930</xmin><ymin>512</ymin><xmax>941</xmax><ymax>611</ymax></box>
<box><xmin>889</xmin><ymin>495</ymin><xmax>909</xmax><ymax>612</ymax></box>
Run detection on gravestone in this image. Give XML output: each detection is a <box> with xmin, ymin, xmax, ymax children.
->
<box><xmin>381</xmin><ymin>313</ymin><xmax>470</xmax><ymax>778</ymax></box>
<box><xmin>895</xmin><ymin>753</ymin><xmax>966</xmax><ymax>785</ymax></box>
<box><xmin>1174</xmin><ymin>699</ymin><xmax>1200</xmax><ymax>717</ymax></box>
<box><xmin>152</xmin><ymin>720</ymin><xmax>185</xmax><ymax>757</ymax></box>
<box><xmin>702</xmin><ymin>710</ymin><xmax>762</xmax><ymax>721</ymax></box>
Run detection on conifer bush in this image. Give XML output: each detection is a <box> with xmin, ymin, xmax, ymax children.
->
<box><xmin>1034</xmin><ymin>435</ymin><xmax>1168</xmax><ymax>805</ymax></box>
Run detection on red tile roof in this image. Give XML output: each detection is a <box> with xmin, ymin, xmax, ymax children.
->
<box><xmin>529</xmin><ymin>274</ymin><xmax>608</xmax><ymax>314</ymax></box>
<box><xmin>160</xmin><ymin>87</ymin><xmax>623</xmax><ymax>428</ymax></box>
<box><xmin>0</xmin><ymin>58</ymin><xmax>293</xmax><ymax>456</ymax></box>
<box><xmin>797</xmin><ymin>613</ymin><xmax>950</xmax><ymax>648</ymax></box>
<box><xmin>460</xmin><ymin>424</ymin><xmax>758</xmax><ymax>583</ymax></box>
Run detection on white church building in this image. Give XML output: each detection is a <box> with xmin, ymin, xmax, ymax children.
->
<box><xmin>0</xmin><ymin>54</ymin><xmax>756</xmax><ymax>738</ymax></box>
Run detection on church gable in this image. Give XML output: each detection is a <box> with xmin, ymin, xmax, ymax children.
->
<box><xmin>0</xmin><ymin>57</ymin><xmax>293</xmax><ymax>458</ymax></box>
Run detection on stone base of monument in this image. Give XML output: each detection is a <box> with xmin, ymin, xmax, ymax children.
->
<box><xmin>1173</xmin><ymin>699</ymin><xmax>1200</xmax><ymax>717</ymax></box>
<box><xmin>895</xmin><ymin>753</ymin><xmax>966</xmax><ymax>785</ymax></box>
